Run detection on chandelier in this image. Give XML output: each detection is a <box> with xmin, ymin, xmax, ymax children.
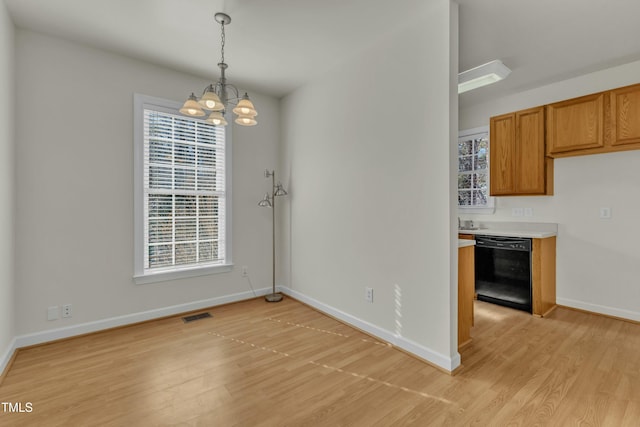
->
<box><xmin>179</xmin><ymin>12</ymin><xmax>258</xmax><ymax>127</ymax></box>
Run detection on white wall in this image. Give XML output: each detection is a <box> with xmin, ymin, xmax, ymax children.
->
<box><xmin>14</xmin><ymin>29</ymin><xmax>280</xmax><ymax>336</ymax></box>
<box><xmin>280</xmin><ymin>0</ymin><xmax>460</xmax><ymax>370</ymax></box>
<box><xmin>460</xmin><ymin>60</ymin><xmax>640</xmax><ymax>321</ymax></box>
<box><xmin>0</xmin><ymin>0</ymin><xmax>16</xmax><ymax>367</ymax></box>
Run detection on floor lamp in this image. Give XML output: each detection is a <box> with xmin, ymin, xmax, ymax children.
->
<box><xmin>258</xmin><ymin>169</ymin><xmax>287</xmax><ymax>302</ymax></box>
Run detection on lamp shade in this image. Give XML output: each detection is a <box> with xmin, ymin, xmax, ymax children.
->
<box><xmin>179</xmin><ymin>93</ymin><xmax>206</xmax><ymax>117</ymax></box>
<box><xmin>199</xmin><ymin>87</ymin><xmax>224</xmax><ymax>111</ymax></box>
<box><xmin>232</xmin><ymin>93</ymin><xmax>258</xmax><ymax>117</ymax></box>
<box><xmin>235</xmin><ymin>114</ymin><xmax>257</xmax><ymax>126</ymax></box>
<box><xmin>274</xmin><ymin>182</ymin><xmax>287</xmax><ymax>196</ymax></box>
<box><xmin>258</xmin><ymin>193</ymin><xmax>272</xmax><ymax>207</ymax></box>
<box><xmin>206</xmin><ymin>111</ymin><xmax>228</xmax><ymax>126</ymax></box>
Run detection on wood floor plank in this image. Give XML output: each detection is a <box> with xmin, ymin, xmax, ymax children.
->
<box><xmin>1</xmin><ymin>298</ymin><xmax>640</xmax><ymax>426</ymax></box>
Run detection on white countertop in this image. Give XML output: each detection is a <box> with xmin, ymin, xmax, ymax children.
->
<box><xmin>458</xmin><ymin>221</ymin><xmax>558</xmax><ymax>239</ymax></box>
<box><xmin>458</xmin><ymin>239</ymin><xmax>476</xmax><ymax>248</ymax></box>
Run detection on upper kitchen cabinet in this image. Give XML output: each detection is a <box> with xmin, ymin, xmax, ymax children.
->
<box><xmin>546</xmin><ymin>93</ymin><xmax>605</xmax><ymax>156</ymax></box>
<box><xmin>546</xmin><ymin>82</ymin><xmax>640</xmax><ymax>157</ymax></box>
<box><xmin>609</xmin><ymin>83</ymin><xmax>640</xmax><ymax>147</ymax></box>
<box><xmin>489</xmin><ymin>113</ymin><xmax>515</xmax><ymax>195</ymax></box>
<box><xmin>490</xmin><ymin>106</ymin><xmax>553</xmax><ymax>196</ymax></box>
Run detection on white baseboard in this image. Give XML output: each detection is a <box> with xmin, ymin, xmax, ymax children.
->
<box><xmin>279</xmin><ymin>286</ymin><xmax>460</xmax><ymax>372</ymax></box>
<box><xmin>4</xmin><ymin>286</ymin><xmax>463</xmax><ymax>376</ymax></box>
<box><xmin>0</xmin><ymin>337</ymin><xmax>17</xmax><ymax>379</ymax></box>
<box><xmin>13</xmin><ymin>287</ymin><xmax>271</xmax><ymax>349</ymax></box>
<box><xmin>557</xmin><ymin>297</ymin><xmax>640</xmax><ymax>322</ymax></box>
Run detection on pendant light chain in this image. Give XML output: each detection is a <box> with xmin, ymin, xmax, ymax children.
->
<box><xmin>220</xmin><ymin>21</ymin><xmax>226</xmax><ymax>64</ymax></box>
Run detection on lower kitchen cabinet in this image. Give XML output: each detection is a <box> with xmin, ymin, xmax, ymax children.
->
<box><xmin>532</xmin><ymin>236</ymin><xmax>557</xmax><ymax>317</ymax></box>
<box><xmin>458</xmin><ymin>244</ymin><xmax>475</xmax><ymax>349</ymax></box>
<box><xmin>458</xmin><ymin>233</ymin><xmax>556</xmax><ymax>319</ymax></box>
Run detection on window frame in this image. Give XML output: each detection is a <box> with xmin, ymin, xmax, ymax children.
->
<box><xmin>457</xmin><ymin>126</ymin><xmax>495</xmax><ymax>214</ymax></box>
<box><xmin>133</xmin><ymin>93</ymin><xmax>233</xmax><ymax>284</ymax></box>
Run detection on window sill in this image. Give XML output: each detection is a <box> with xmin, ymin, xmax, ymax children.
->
<box><xmin>134</xmin><ymin>264</ymin><xmax>233</xmax><ymax>285</ymax></box>
<box><xmin>458</xmin><ymin>206</ymin><xmax>495</xmax><ymax>214</ymax></box>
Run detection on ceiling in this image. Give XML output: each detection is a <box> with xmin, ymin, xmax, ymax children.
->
<box><xmin>5</xmin><ymin>0</ymin><xmax>640</xmax><ymax>108</ymax></box>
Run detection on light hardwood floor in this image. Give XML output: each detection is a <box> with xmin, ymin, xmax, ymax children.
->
<box><xmin>1</xmin><ymin>297</ymin><xmax>639</xmax><ymax>426</ymax></box>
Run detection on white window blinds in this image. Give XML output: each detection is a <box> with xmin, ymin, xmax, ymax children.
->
<box><xmin>143</xmin><ymin>109</ymin><xmax>226</xmax><ymax>272</ymax></box>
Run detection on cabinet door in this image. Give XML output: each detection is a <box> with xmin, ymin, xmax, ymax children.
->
<box><xmin>546</xmin><ymin>93</ymin><xmax>604</xmax><ymax>155</ymax></box>
<box><xmin>490</xmin><ymin>113</ymin><xmax>515</xmax><ymax>195</ymax></box>
<box><xmin>458</xmin><ymin>245</ymin><xmax>475</xmax><ymax>349</ymax></box>
<box><xmin>515</xmin><ymin>107</ymin><xmax>546</xmax><ymax>194</ymax></box>
<box><xmin>532</xmin><ymin>237</ymin><xmax>556</xmax><ymax>317</ymax></box>
<box><xmin>610</xmin><ymin>83</ymin><xmax>640</xmax><ymax>146</ymax></box>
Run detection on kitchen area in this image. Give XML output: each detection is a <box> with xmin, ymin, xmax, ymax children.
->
<box><xmin>457</xmin><ymin>221</ymin><xmax>557</xmax><ymax>350</ymax></box>
<box><xmin>456</xmin><ymin>78</ymin><xmax>640</xmax><ymax>351</ymax></box>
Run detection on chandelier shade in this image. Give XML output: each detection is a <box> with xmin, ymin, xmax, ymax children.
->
<box><xmin>235</xmin><ymin>115</ymin><xmax>257</xmax><ymax>126</ymax></box>
<box><xmin>232</xmin><ymin>94</ymin><xmax>258</xmax><ymax>117</ymax></box>
<box><xmin>179</xmin><ymin>93</ymin><xmax>206</xmax><ymax>117</ymax></box>
<box><xmin>206</xmin><ymin>111</ymin><xmax>228</xmax><ymax>126</ymax></box>
<box><xmin>199</xmin><ymin>86</ymin><xmax>225</xmax><ymax>111</ymax></box>
<box><xmin>180</xmin><ymin>12</ymin><xmax>258</xmax><ymax>126</ymax></box>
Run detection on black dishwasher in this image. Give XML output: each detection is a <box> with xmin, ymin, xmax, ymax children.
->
<box><xmin>474</xmin><ymin>235</ymin><xmax>532</xmax><ymax>313</ymax></box>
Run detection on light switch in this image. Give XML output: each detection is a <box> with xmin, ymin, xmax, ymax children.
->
<box><xmin>599</xmin><ymin>207</ymin><xmax>611</xmax><ymax>219</ymax></box>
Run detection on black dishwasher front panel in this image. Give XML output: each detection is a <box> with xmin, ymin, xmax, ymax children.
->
<box><xmin>474</xmin><ymin>235</ymin><xmax>532</xmax><ymax>313</ymax></box>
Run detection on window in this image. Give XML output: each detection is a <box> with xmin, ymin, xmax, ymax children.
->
<box><xmin>134</xmin><ymin>94</ymin><xmax>232</xmax><ymax>284</ymax></box>
<box><xmin>458</xmin><ymin>127</ymin><xmax>494</xmax><ymax>212</ymax></box>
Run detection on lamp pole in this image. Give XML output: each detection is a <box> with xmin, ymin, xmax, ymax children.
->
<box><xmin>261</xmin><ymin>169</ymin><xmax>286</xmax><ymax>302</ymax></box>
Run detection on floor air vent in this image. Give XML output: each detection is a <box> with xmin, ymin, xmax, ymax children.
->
<box><xmin>182</xmin><ymin>312</ymin><xmax>212</xmax><ymax>323</ymax></box>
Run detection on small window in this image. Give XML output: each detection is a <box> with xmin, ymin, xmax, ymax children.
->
<box><xmin>133</xmin><ymin>94</ymin><xmax>232</xmax><ymax>284</ymax></box>
<box><xmin>458</xmin><ymin>127</ymin><xmax>494</xmax><ymax>213</ymax></box>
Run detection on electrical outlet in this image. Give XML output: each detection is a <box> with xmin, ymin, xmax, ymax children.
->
<box><xmin>599</xmin><ymin>207</ymin><xmax>611</xmax><ymax>219</ymax></box>
<box><xmin>365</xmin><ymin>287</ymin><xmax>373</xmax><ymax>303</ymax></box>
<box><xmin>47</xmin><ymin>306</ymin><xmax>59</xmax><ymax>321</ymax></box>
<box><xmin>524</xmin><ymin>207</ymin><xmax>533</xmax><ymax>217</ymax></box>
<box><xmin>512</xmin><ymin>208</ymin><xmax>523</xmax><ymax>217</ymax></box>
<box><xmin>62</xmin><ymin>304</ymin><xmax>72</xmax><ymax>318</ymax></box>
<box><xmin>241</xmin><ymin>266</ymin><xmax>248</xmax><ymax>277</ymax></box>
